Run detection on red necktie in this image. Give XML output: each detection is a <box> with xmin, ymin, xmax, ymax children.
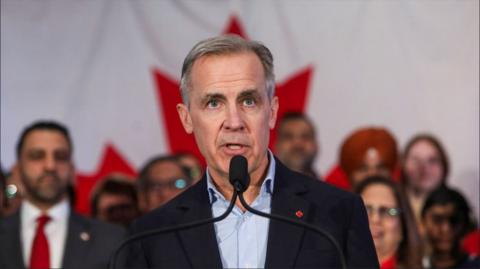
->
<box><xmin>30</xmin><ymin>215</ymin><xmax>51</xmax><ymax>269</ymax></box>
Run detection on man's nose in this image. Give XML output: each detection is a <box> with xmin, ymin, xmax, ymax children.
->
<box><xmin>43</xmin><ymin>155</ymin><xmax>56</xmax><ymax>171</ymax></box>
<box><xmin>224</xmin><ymin>105</ymin><xmax>245</xmax><ymax>131</ymax></box>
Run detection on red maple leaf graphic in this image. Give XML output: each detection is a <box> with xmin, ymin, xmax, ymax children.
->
<box><xmin>153</xmin><ymin>15</ymin><xmax>313</xmax><ymax>162</ymax></box>
<box><xmin>223</xmin><ymin>14</ymin><xmax>248</xmax><ymax>38</ymax></box>
<box><xmin>75</xmin><ymin>144</ymin><xmax>136</xmax><ymax>215</ymax></box>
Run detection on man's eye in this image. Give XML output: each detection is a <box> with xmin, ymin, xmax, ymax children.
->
<box><xmin>206</xmin><ymin>99</ymin><xmax>220</xmax><ymax>108</ymax></box>
<box><xmin>28</xmin><ymin>151</ymin><xmax>45</xmax><ymax>160</ymax></box>
<box><xmin>243</xmin><ymin>98</ymin><xmax>256</xmax><ymax>107</ymax></box>
<box><xmin>55</xmin><ymin>151</ymin><xmax>70</xmax><ymax>162</ymax></box>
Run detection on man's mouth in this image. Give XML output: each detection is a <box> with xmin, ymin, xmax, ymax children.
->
<box><xmin>222</xmin><ymin>143</ymin><xmax>248</xmax><ymax>155</ymax></box>
<box><xmin>226</xmin><ymin>144</ymin><xmax>244</xmax><ymax>150</ymax></box>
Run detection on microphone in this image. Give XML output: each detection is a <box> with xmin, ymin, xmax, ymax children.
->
<box><xmin>231</xmin><ymin>155</ymin><xmax>348</xmax><ymax>269</ymax></box>
<box><xmin>109</xmin><ymin>156</ymin><xmax>242</xmax><ymax>269</ymax></box>
<box><xmin>229</xmin><ymin>155</ymin><xmax>250</xmax><ymax>193</ymax></box>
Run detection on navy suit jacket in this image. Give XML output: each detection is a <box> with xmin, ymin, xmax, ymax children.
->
<box><xmin>125</xmin><ymin>159</ymin><xmax>379</xmax><ymax>268</ymax></box>
<box><xmin>0</xmin><ymin>211</ymin><xmax>126</xmax><ymax>269</ymax></box>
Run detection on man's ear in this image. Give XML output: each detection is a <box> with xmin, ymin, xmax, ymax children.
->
<box><xmin>269</xmin><ymin>96</ymin><xmax>279</xmax><ymax>130</ymax></box>
<box><xmin>177</xmin><ymin>103</ymin><xmax>193</xmax><ymax>134</ymax></box>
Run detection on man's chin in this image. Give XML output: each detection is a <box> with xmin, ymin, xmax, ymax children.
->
<box><xmin>32</xmin><ymin>190</ymin><xmax>66</xmax><ymax>205</ymax></box>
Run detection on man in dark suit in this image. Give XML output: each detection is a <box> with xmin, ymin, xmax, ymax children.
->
<box><xmin>125</xmin><ymin>35</ymin><xmax>379</xmax><ymax>268</ymax></box>
<box><xmin>0</xmin><ymin>121</ymin><xmax>125</xmax><ymax>269</ymax></box>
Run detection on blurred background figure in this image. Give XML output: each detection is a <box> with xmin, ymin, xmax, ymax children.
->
<box><xmin>275</xmin><ymin>112</ymin><xmax>320</xmax><ymax>178</ymax></box>
<box><xmin>90</xmin><ymin>175</ymin><xmax>140</xmax><ymax>227</ymax></box>
<box><xmin>327</xmin><ymin>127</ymin><xmax>399</xmax><ymax>191</ymax></box>
<box><xmin>0</xmin><ymin>120</ymin><xmax>125</xmax><ymax>269</ymax></box>
<box><xmin>174</xmin><ymin>152</ymin><xmax>203</xmax><ymax>184</ymax></box>
<box><xmin>356</xmin><ymin>176</ymin><xmax>422</xmax><ymax>269</ymax></box>
<box><xmin>138</xmin><ymin>155</ymin><xmax>192</xmax><ymax>212</ymax></box>
<box><xmin>421</xmin><ymin>186</ymin><xmax>479</xmax><ymax>269</ymax></box>
<box><xmin>401</xmin><ymin>134</ymin><xmax>449</xmax><ymax>236</ymax></box>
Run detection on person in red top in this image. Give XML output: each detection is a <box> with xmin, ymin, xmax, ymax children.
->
<box><xmin>356</xmin><ymin>176</ymin><xmax>423</xmax><ymax>269</ymax></box>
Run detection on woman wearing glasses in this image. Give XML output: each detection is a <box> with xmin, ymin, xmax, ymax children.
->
<box><xmin>356</xmin><ymin>176</ymin><xmax>423</xmax><ymax>269</ymax></box>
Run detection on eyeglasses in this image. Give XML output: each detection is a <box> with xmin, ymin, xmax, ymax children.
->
<box><xmin>146</xmin><ymin>178</ymin><xmax>189</xmax><ymax>191</ymax></box>
<box><xmin>365</xmin><ymin>205</ymin><xmax>401</xmax><ymax>219</ymax></box>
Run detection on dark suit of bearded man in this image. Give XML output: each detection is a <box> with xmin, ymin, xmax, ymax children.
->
<box><xmin>0</xmin><ymin>210</ymin><xmax>125</xmax><ymax>269</ymax></box>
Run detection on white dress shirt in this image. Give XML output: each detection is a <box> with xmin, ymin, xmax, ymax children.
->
<box><xmin>207</xmin><ymin>150</ymin><xmax>276</xmax><ymax>268</ymax></box>
<box><xmin>21</xmin><ymin>199</ymin><xmax>69</xmax><ymax>268</ymax></box>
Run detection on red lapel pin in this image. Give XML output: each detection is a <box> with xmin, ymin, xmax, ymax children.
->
<box><xmin>295</xmin><ymin>210</ymin><xmax>304</xmax><ymax>218</ymax></box>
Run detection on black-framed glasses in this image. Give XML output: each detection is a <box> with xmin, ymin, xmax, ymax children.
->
<box><xmin>365</xmin><ymin>205</ymin><xmax>401</xmax><ymax>219</ymax></box>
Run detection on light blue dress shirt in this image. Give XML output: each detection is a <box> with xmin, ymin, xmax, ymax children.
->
<box><xmin>206</xmin><ymin>151</ymin><xmax>276</xmax><ymax>269</ymax></box>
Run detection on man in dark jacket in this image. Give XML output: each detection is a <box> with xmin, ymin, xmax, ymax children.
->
<box><xmin>0</xmin><ymin>121</ymin><xmax>125</xmax><ymax>269</ymax></box>
<box><xmin>125</xmin><ymin>35</ymin><xmax>379</xmax><ymax>268</ymax></box>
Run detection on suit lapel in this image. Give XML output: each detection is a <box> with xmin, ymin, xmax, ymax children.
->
<box><xmin>176</xmin><ymin>178</ymin><xmax>223</xmax><ymax>268</ymax></box>
<box><xmin>62</xmin><ymin>213</ymin><xmax>91</xmax><ymax>269</ymax></box>
<box><xmin>265</xmin><ymin>160</ymin><xmax>311</xmax><ymax>268</ymax></box>
<box><xmin>0</xmin><ymin>212</ymin><xmax>25</xmax><ymax>268</ymax></box>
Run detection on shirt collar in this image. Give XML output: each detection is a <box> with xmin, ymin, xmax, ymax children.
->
<box><xmin>206</xmin><ymin>150</ymin><xmax>276</xmax><ymax>204</ymax></box>
<box><xmin>21</xmin><ymin>198</ymin><xmax>70</xmax><ymax>226</ymax></box>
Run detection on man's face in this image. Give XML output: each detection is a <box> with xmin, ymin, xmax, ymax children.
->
<box><xmin>177</xmin><ymin>52</ymin><xmax>278</xmax><ymax>181</ymax></box>
<box><xmin>144</xmin><ymin>161</ymin><xmax>190</xmax><ymax>211</ymax></box>
<box><xmin>351</xmin><ymin>148</ymin><xmax>390</xmax><ymax>188</ymax></box>
<box><xmin>18</xmin><ymin>130</ymin><xmax>74</xmax><ymax>207</ymax></box>
<box><xmin>275</xmin><ymin>119</ymin><xmax>317</xmax><ymax>173</ymax></box>
<box><xmin>423</xmin><ymin>203</ymin><xmax>464</xmax><ymax>254</ymax></box>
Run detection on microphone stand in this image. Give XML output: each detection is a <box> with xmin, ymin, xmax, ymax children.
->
<box><xmin>109</xmin><ymin>190</ymin><xmax>238</xmax><ymax>269</ymax></box>
<box><xmin>237</xmin><ymin>191</ymin><xmax>348</xmax><ymax>269</ymax></box>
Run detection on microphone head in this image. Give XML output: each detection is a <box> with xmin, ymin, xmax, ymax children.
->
<box><xmin>229</xmin><ymin>155</ymin><xmax>250</xmax><ymax>193</ymax></box>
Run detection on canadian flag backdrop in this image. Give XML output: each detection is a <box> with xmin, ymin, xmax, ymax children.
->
<box><xmin>1</xmin><ymin>0</ymin><xmax>478</xmax><ymax>218</ymax></box>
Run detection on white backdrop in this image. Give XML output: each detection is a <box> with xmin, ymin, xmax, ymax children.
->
<box><xmin>1</xmin><ymin>0</ymin><xmax>478</xmax><ymax>216</ymax></box>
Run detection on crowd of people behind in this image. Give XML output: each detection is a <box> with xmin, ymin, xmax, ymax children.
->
<box><xmin>1</xmin><ymin>117</ymin><xmax>478</xmax><ymax>269</ymax></box>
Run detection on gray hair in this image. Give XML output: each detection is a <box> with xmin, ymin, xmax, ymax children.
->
<box><xmin>180</xmin><ymin>35</ymin><xmax>275</xmax><ymax>106</ymax></box>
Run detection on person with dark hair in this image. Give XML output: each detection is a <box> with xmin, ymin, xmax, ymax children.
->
<box><xmin>356</xmin><ymin>176</ymin><xmax>423</xmax><ymax>269</ymax></box>
<box><xmin>275</xmin><ymin>111</ymin><xmax>320</xmax><ymax>178</ymax></box>
<box><xmin>401</xmin><ymin>134</ymin><xmax>449</xmax><ymax>237</ymax></box>
<box><xmin>0</xmin><ymin>120</ymin><xmax>125</xmax><ymax>268</ymax></box>
<box><xmin>421</xmin><ymin>186</ymin><xmax>479</xmax><ymax>269</ymax></box>
<box><xmin>90</xmin><ymin>175</ymin><xmax>140</xmax><ymax>227</ymax></box>
<box><xmin>138</xmin><ymin>155</ymin><xmax>192</xmax><ymax>212</ymax></box>
<box><xmin>124</xmin><ymin>35</ymin><xmax>378</xmax><ymax>268</ymax></box>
